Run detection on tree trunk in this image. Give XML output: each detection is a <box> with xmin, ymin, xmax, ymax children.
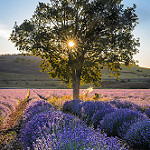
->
<box><xmin>72</xmin><ymin>70</ymin><xmax>81</xmax><ymax>100</ymax></box>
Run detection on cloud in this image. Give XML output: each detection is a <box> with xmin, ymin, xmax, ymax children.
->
<box><xmin>0</xmin><ymin>23</ymin><xmax>11</xmax><ymax>40</ymax></box>
<box><xmin>0</xmin><ymin>23</ymin><xmax>18</xmax><ymax>54</ymax></box>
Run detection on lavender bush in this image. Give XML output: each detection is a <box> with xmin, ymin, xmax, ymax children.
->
<box><xmin>19</xmin><ymin>110</ymin><xmax>61</xmax><ymax>149</ymax></box>
<box><xmin>91</xmin><ymin>107</ymin><xmax>115</xmax><ymax>128</ymax></box>
<box><xmin>19</xmin><ymin>99</ymin><xmax>129</xmax><ymax>150</ymax></box>
<box><xmin>124</xmin><ymin>120</ymin><xmax>150</xmax><ymax>149</ymax></box>
<box><xmin>145</xmin><ymin>107</ymin><xmax>150</xmax><ymax>118</ymax></box>
<box><xmin>20</xmin><ymin>108</ymin><xmax>84</xmax><ymax>150</ymax></box>
<box><xmin>33</xmin><ymin>126</ymin><xmax>128</xmax><ymax>150</ymax></box>
<box><xmin>72</xmin><ymin>100</ymin><xmax>83</xmax><ymax>116</ymax></box>
<box><xmin>72</xmin><ymin>101</ymin><xmax>114</xmax><ymax>125</ymax></box>
<box><xmin>76</xmin><ymin>101</ymin><xmax>96</xmax><ymax>123</ymax></box>
<box><xmin>109</xmin><ymin>99</ymin><xmax>142</xmax><ymax>111</ymax></box>
<box><xmin>22</xmin><ymin>100</ymin><xmax>52</xmax><ymax>124</ymax></box>
<box><xmin>63</xmin><ymin>99</ymin><xmax>82</xmax><ymax>113</ymax></box>
<box><xmin>100</xmin><ymin>109</ymin><xmax>147</xmax><ymax>137</ymax></box>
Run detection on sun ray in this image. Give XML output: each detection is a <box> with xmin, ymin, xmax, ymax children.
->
<box><xmin>68</xmin><ymin>41</ymin><xmax>75</xmax><ymax>47</ymax></box>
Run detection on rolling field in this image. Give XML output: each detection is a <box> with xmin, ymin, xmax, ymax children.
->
<box><xmin>0</xmin><ymin>54</ymin><xmax>150</xmax><ymax>89</ymax></box>
<box><xmin>0</xmin><ymin>89</ymin><xmax>150</xmax><ymax>149</ymax></box>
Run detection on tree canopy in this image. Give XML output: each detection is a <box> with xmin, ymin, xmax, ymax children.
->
<box><xmin>10</xmin><ymin>0</ymin><xmax>139</xmax><ymax>99</ymax></box>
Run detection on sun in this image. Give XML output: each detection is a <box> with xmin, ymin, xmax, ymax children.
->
<box><xmin>68</xmin><ymin>41</ymin><xmax>75</xmax><ymax>47</ymax></box>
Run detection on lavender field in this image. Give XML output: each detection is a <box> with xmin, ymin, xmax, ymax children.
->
<box><xmin>0</xmin><ymin>89</ymin><xmax>150</xmax><ymax>149</ymax></box>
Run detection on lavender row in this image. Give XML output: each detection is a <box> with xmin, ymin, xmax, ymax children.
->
<box><xmin>19</xmin><ymin>100</ymin><xmax>128</xmax><ymax>150</ymax></box>
<box><xmin>0</xmin><ymin>89</ymin><xmax>42</xmax><ymax>125</ymax></box>
<box><xmin>63</xmin><ymin>99</ymin><xmax>150</xmax><ymax>149</ymax></box>
<box><xmin>0</xmin><ymin>89</ymin><xmax>31</xmax><ymax>122</ymax></box>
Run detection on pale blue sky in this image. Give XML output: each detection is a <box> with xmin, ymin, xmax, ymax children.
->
<box><xmin>0</xmin><ymin>0</ymin><xmax>150</xmax><ymax>68</ymax></box>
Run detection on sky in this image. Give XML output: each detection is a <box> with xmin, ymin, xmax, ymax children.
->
<box><xmin>0</xmin><ymin>0</ymin><xmax>150</xmax><ymax>68</ymax></box>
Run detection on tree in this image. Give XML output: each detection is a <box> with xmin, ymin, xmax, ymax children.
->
<box><xmin>10</xmin><ymin>0</ymin><xmax>139</xmax><ymax>99</ymax></box>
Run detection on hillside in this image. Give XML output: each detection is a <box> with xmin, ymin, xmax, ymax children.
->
<box><xmin>0</xmin><ymin>54</ymin><xmax>150</xmax><ymax>89</ymax></box>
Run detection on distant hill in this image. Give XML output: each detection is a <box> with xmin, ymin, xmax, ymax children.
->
<box><xmin>0</xmin><ymin>54</ymin><xmax>150</xmax><ymax>89</ymax></box>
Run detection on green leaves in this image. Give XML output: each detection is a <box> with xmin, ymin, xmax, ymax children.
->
<box><xmin>9</xmin><ymin>0</ymin><xmax>139</xmax><ymax>88</ymax></box>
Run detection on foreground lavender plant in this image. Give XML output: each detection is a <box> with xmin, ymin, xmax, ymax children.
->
<box><xmin>20</xmin><ymin>110</ymin><xmax>77</xmax><ymax>149</ymax></box>
<box><xmin>63</xmin><ymin>99</ymin><xmax>82</xmax><ymax>113</ymax></box>
<box><xmin>72</xmin><ymin>101</ymin><xmax>115</xmax><ymax>125</ymax></box>
<box><xmin>124</xmin><ymin>120</ymin><xmax>150</xmax><ymax>149</ymax></box>
<box><xmin>100</xmin><ymin>109</ymin><xmax>148</xmax><ymax>137</ymax></box>
<box><xmin>33</xmin><ymin>117</ymin><xmax>128</xmax><ymax>150</ymax></box>
<box><xmin>108</xmin><ymin>99</ymin><xmax>142</xmax><ymax>111</ymax></box>
<box><xmin>145</xmin><ymin>107</ymin><xmax>150</xmax><ymax>118</ymax></box>
<box><xmin>91</xmin><ymin>107</ymin><xmax>115</xmax><ymax>128</ymax></box>
<box><xmin>22</xmin><ymin>100</ymin><xmax>52</xmax><ymax>124</ymax></box>
<box><xmin>19</xmin><ymin>111</ymin><xmax>57</xmax><ymax>149</ymax></box>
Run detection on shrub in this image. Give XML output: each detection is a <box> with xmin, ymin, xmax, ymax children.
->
<box><xmin>91</xmin><ymin>107</ymin><xmax>115</xmax><ymax>128</ymax></box>
<box><xmin>100</xmin><ymin>109</ymin><xmax>147</xmax><ymax>137</ymax></box>
<box><xmin>62</xmin><ymin>99</ymin><xmax>82</xmax><ymax>113</ymax></box>
<box><xmin>19</xmin><ymin>110</ymin><xmax>63</xmax><ymax>149</ymax></box>
<box><xmin>109</xmin><ymin>99</ymin><xmax>142</xmax><ymax>111</ymax></box>
<box><xmin>124</xmin><ymin>120</ymin><xmax>150</xmax><ymax>149</ymax></box>
<box><xmin>145</xmin><ymin>108</ymin><xmax>150</xmax><ymax>118</ymax></box>
<box><xmin>72</xmin><ymin>101</ymin><xmax>115</xmax><ymax>125</ymax></box>
<box><xmin>78</xmin><ymin>101</ymin><xmax>96</xmax><ymax>123</ymax></box>
<box><xmin>72</xmin><ymin>101</ymin><xmax>83</xmax><ymax>116</ymax></box>
<box><xmin>20</xmin><ymin>110</ymin><xmax>97</xmax><ymax>150</ymax></box>
<box><xmin>18</xmin><ymin>99</ymin><xmax>129</xmax><ymax>150</ymax></box>
<box><xmin>33</xmin><ymin>126</ymin><xmax>128</xmax><ymax>150</ymax></box>
<box><xmin>22</xmin><ymin>100</ymin><xmax>52</xmax><ymax>124</ymax></box>
<box><xmin>31</xmin><ymin>113</ymin><xmax>128</xmax><ymax>150</ymax></box>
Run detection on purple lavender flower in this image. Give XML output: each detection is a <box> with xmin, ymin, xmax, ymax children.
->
<box><xmin>20</xmin><ymin>102</ymin><xmax>129</xmax><ymax>150</ymax></box>
<box><xmin>63</xmin><ymin>99</ymin><xmax>82</xmax><ymax>113</ymax></box>
<box><xmin>19</xmin><ymin>110</ymin><xmax>60</xmax><ymax>149</ymax></box>
<box><xmin>145</xmin><ymin>107</ymin><xmax>150</xmax><ymax>118</ymax></box>
<box><xmin>22</xmin><ymin>100</ymin><xmax>52</xmax><ymax>124</ymax></box>
<box><xmin>91</xmin><ymin>107</ymin><xmax>115</xmax><ymax>128</ymax></box>
<box><xmin>72</xmin><ymin>101</ymin><xmax>115</xmax><ymax>125</ymax></box>
<box><xmin>124</xmin><ymin>120</ymin><xmax>150</xmax><ymax>149</ymax></box>
<box><xmin>109</xmin><ymin>99</ymin><xmax>142</xmax><ymax>111</ymax></box>
<box><xmin>100</xmin><ymin>109</ymin><xmax>147</xmax><ymax>137</ymax></box>
<box><xmin>33</xmin><ymin>121</ymin><xmax>128</xmax><ymax>150</ymax></box>
<box><xmin>19</xmin><ymin>109</ymin><xmax>80</xmax><ymax>149</ymax></box>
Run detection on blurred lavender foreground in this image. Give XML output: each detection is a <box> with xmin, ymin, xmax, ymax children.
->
<box><xmin>19</xmin><ymin>100</ymin><xmax>128</xmax><ymax>150</ymax></box>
